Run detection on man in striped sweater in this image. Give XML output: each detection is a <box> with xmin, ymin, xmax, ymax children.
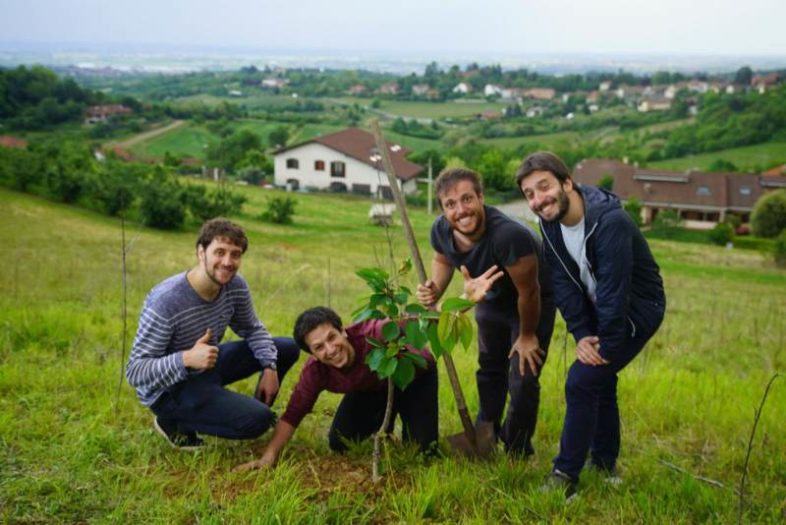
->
<box><xmin>126</xmin><ymin>218</ymin><xmax>300</xmax><ymax>450</ymax></box>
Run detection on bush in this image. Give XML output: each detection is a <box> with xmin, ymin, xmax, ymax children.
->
<box><xmin>751</xmin><ymin>189</ymin><xmax>786</xmax><ymax>238</ymax></box>
<box><xmin>651</xmin><ymin>210</ymin><xmax>681</xmax><ymax>238</ymax></box>
<box><xmin>708</xmin><ymin>222</ymin><xmax>735</xmax><ymax>246</ymax></box>
<box><xmin>623</xmin><ymin>197</ymin><xmax>643</xmax><ymax>227</ymax></box>
<box><xmin>259</xmin><ymin>196</ymin><xmax>297</xmax><ymax>224</ymax></box>
<box><xmin>139</xmin><ymin>169</ymin><xmax>186</xmax><ymax>230</ymax></box>
<box><xmin>183</xmin><ymin>183</ymin><xmax>246</xmax><ymax>222</ymax></box>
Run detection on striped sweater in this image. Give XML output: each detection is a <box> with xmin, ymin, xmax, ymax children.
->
<box><xmin>126</xmin><ymin>271</ymin><xmax>276</xmax><ymax>406</ymax></box>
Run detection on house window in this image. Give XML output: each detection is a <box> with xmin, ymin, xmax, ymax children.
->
<box><xmin>696</xmin><ymin>185</ymin><xmax>711</xmax><ymax>196</ymax></box>
<box><xmin>315</xmin><ymin>160</ymin><xmax>325</xmax><ymax>171</ymax></box>
<box><xmin>739</xmin><ymin>186</ymin><xmax>751</xmax><ymax>195</ymax></box>
<box><xmin>331</xmin><ymin>161</ymin><xmax>346</xmax><ymax>178</ymax></box>
<box><xmin>286</xmin><ymin>158</ymin><xmax>299</xmax><ymax>169</ymax></box>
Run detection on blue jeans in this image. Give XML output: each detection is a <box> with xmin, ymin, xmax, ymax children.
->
<box><xmin>553</xmin><ymin>328</ymin><xmax>657</xmax><ymax>481</ymax></box>
<box><xmin>151</xmin><ymin>337</ymin><xmax>300</xmax><ymax>439</ymax></box>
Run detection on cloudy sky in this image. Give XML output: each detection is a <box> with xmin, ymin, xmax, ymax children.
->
<box><xmin>1</xmin><ymin>0</ymin><xmax>784</xmax><ymax>56</ymax></box>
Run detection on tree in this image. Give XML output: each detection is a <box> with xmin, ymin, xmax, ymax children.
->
<box><xmin>751</xmin><ymin>189</ymin><xmax>786</xmax><ymax>238</ymax></box>
<box><xmin>598</xmin><ymin>175</ymin><xmax>614</xmax><ymax>191</ymax></box>
<box><xmin>734</xmin><ymin>66</ymin><xmax>753</xmax><ymax>86</ymax></box>
<box><xmin>268</xmin><ymin>126</ymin><xmax>290</xmax><ymax>149</ymax></box>
<box><xmin>139</xmin><ymin>168</ymin><xmax>186</xmax><ymax>230</ymax></box>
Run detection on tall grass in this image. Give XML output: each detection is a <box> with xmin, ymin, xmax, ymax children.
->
<box><xmin>1</xmin><ymin>186</ymin><xmax>784</xmax><ymax>523</ymax></box>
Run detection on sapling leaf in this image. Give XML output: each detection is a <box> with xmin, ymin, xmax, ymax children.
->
<box><xmin>352</xmin><ymin>307</ymin><xmax>376</xmax><ymax>323</ymax></box>
<box><xmin>367</xmin><ymin>336</ymin><xmax>386</xmax><ymax>348</ymax></box>
<box><xmin>392</xmin><ymin>357</ymin><xmax>415</xmax><ymax>389</ymax></box>
<box><xmin>394</xmin><ymin>292</ymin><xmax>409</xmax><ymax>305</ymax></box>
<box><xmin>379</xmin><ymin>355</ymin><xmax>398</xmax><ymax>378</ymax></box>
<box><xmin>386</xmin><ymin>342</ymin><xmax>400</xmax><ymax>358</ymax></box>
<box><xmin>458</xmin><ymin>313</ymin><xmax>474</xmax><ymax>351</ymax></box>
<box><xmin>427</xmin><ymin>322</ymin><xmax>444</xmax><ymax>358</ymax></box>
<box><xmin>441</xmin><ymin>297</ymin><xmax>476</xmax><ymax>312</ymax></box>
<box><xmin>365</xmin><ymin>347</ymin><xmax>385</xmax><ymax>371</ymax></box>
<box><xmin>402</xmin><ymin>350</ymin><xmax>428</xmax><ymax>369</ymax></box>
<box><xmin>405</xmin><ymin>303</ymin><xmax>428</xmax><ymax>315</ymax></box>
<box><xmin>397</xmin><ymin>258</ymin><xmax>412</xmax><ymax>276</ymax></box>
<box><xmin>382</xmin><ymin>321</ymin><xmax>400</xmax><ymax>342</ymax></box>
<box><xmin>404</xmin><ymin>319</ymin><xmax>428</xmax><ymax>349</ymax></box>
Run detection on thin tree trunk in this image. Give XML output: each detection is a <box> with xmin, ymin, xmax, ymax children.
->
<box><xmin>372</xmin><ymin>377</ymin><xmax>395</xmax><ymax>482</ymax></box>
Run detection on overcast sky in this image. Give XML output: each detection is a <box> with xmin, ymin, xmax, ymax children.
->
<box><xmin>1</xmin><ymin>0</ymin><xmax>784</xmax><ymax>57</ymax></box>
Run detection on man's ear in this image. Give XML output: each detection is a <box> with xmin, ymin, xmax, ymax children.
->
<box><xmin>196</xmin><ymin>244</ymin><xmax>205</xmax><ymax>263</ymax></box>
<box><xmin>562</xmin><ymin>177</ymin><xmax>575</xmax><ymax>193</ymax></box>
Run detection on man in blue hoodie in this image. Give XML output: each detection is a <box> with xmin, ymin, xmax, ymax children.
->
<box><xmin>516</xmin><ymin>152</ymin><xmax>665</xmax><ymax>498</ymax></box>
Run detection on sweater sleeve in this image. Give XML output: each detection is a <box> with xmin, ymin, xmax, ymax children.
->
<box><xmin>126</xmin><ymin>305</ymin><xmax>188</xmax><ymax>394</ymax></box>
<box><xmin>227</xmin><ymin>278</ymin><xmax>277</xmax><ymax>367</ymax></box>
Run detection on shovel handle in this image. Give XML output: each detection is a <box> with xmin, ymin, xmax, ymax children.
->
<box><xmin>371</xmin><ymin>120</ymin><xmax>479</xmax><ymax>450</ymax></box>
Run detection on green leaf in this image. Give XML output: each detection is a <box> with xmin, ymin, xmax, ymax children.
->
<box><xmin>457</xmin><ymin>313</ymin><xmax>474</xmax><ymax>351</ymax></box>
<box><xmin>427</xmin><ymin>322</ymin><xmax>444</xmax><ymax>359</ymax></box>
<box><xmin>392</xmin><ymin>357</ymin><xmax>415</xmax><ymax>389</ymax></box>
<box><xmin>386</xmin><ymin>342</ymin><xmax>400</xmax><ymax>358</ymax></box>
<box><xmin>355</xmin><ymin>267</ymin><xmax>389</xmax><ymax>290</ymax></box>
<box><xmin>381</xmin><ymin>321</ymin><xmax>400</xmax><ymax>342</ymax></box>
<box><xmin>404</xmin><ymin>319</ymin><xmax>429</xmax><ymax>350</ymax></box>
<box><xmin>385</xmin><ymin>303</ymin><xmax>400</xmax><ymax>318</ymax></box>
<box><xmin>405</xmin><ymin>303</ymin><xmax>428</xmax><ymax>315</ymax></box>
<box><xmin>394</xmin><ymin>292</ymin><xmax>409</xmax><ymax>305</ymax></box>
<box><xmin>402</xmin><ymin>350</ymin><xmax>428</xmax><ymax>369</ymax></box>
<box><xmin>351</xmin><ymin>307</ymin><xmax>376</xmax><ymax>323</ymax></box>
<box><xmin>366</xmin><ymin>336</ymin><xmax>386</xmax><ymax>348</ymax></box>
<box><xmin>397</xmin><ymin>258</ymin><xmax>412</xmax><ymax>276</ymax></box>
<box><xmin>365</xmin><ymin>347</ymin><xmax>385</xmax><ymax>371</ymax></box>
<box><xmin>441</xmin><ymin>297</ymin><xmax>476</xmax><ymax>312</ymax></box>
<box><xmin>379</xmin><ymin>356</ymin><xmax>398</xmax><ymax>378</ymax></box>
<box><xmin>369</xmin><ymin>293</ymin><xmax>387</xmax><ymax>308</ymax></box>
<box><xmin>438</xmin><ymin>311</ymin><xmax>457</xmax><ymax>352</ymax></box>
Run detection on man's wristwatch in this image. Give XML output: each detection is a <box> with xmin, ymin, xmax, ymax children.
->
<box><xmin>263</xmin><ymin>362</ymin><xmax>277</xmax><ymax>372</ymax></box>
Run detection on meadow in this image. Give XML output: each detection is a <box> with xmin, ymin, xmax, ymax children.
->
<box><xmin>1</xmin><ymin>184</ymin><xmax>785</xmax><ymax>523</ymax></box>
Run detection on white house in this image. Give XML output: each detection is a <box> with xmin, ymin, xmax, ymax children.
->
<box><xmin>273</xmin><ymin>128</ymin><xmax>423</xmax><ymax>199</ymax></box>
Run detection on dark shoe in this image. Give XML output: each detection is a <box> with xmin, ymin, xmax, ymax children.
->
<box><xmin>540</xmin><ymin>469</ymin><xmax>578</xmax><ymax>501</ymax></box>
<box><xmin>153</xmin><ymin>417</ymin><xmax>204</xmax><ymax>451</ymax></box>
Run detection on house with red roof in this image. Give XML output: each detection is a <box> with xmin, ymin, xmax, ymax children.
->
<box><xmin>273</xmin><ymin>128</ymin><xmax>423</xmax><ymax>199</ymax></box>
<box><xmin>574</xmin><ymin>159</ymin><xmax>778</xmax><ymax>229</ymax></box>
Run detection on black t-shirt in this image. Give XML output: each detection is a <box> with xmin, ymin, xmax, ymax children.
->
<box><xmin>430</xmin><ymin>206</ymin><xmax>553</xmax><ymax>306</ymax></box>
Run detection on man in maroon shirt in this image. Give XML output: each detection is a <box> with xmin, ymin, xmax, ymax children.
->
<box><xmin>236</xmin><ymin>306</ymin><xmax>438</xmax><ymax>470</ymax></box>
<box><xmin>235</xmin><ymin>266</ymin><xmax>504</xmax><ymax>471</ymax></box>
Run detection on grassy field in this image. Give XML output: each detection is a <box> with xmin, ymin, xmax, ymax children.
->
<box><xmin>1</xmin><ymin>186</ymin><xmax>785</xmax><ymax>523</ymax></box>
<box><xmin>649</xmin><ymin>141</ymin><xmax>786</xmax><ymax>172</ymax></box>
<box><xmin>333</xmin><ymin>97</ymin><xmax>508</xmax><ymax>119</ymax></box>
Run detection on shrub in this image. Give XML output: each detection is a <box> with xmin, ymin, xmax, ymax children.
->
<box><xmin>183</xmin><ymin>183</ymin><xmax>246</xmax><ymax>222</ymax></box>
<box><xmin>259</xmin><ymin>196</ymin><xmax>297</xmax><ymax>224</ymax></box>
<box><xmin>651</xmin><ymin>210</ymin><xmax>681</xmax><ymax>238</ymax></box>
<box><xmin>139</xmin><ymin>169</ymin><xmax>186</xmax><ymax>230</ymax></box>
<box><xmin>623</xmin><ymin>197</ymin><xmax>643</xmax><ymax>227</ymax></box>
<box><xmin>708</xmin><ymin>222</ymin><xmax>735</xmax><ymax>246</ymax></box>
<box><xmin>751</xmin><ymin>189</ymin><xmax>786</xmax><ymax>238</ymax></box>
<box><xmin>598</xmin><ymin>175</ymin><xmax>614</xmax><ymax>191</ymax></box>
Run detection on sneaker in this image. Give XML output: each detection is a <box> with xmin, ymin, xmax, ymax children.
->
<box><xmin>153</xmin><ymin>417</ymin><xmax>204</xmax><ymax>451</ymax></box>
<box><xmin>540</xmin><ymin>469</ymin><xmax>578</xmax><ymax>501</ymax></box>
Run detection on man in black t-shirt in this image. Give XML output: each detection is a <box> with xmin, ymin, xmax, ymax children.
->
<box><xmin>417</xmin><ymin>167</ymin><xmax>556</xmax><ymax>456</ymax></box>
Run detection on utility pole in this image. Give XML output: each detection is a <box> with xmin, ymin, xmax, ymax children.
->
<box><xmin>427</xmin><ymin>156</ymin><xmax>433</xmax><ymax>215</ymax></box>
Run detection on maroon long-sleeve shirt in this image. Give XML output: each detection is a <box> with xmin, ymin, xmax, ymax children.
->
<box><xmin>280</xmin><ymin>319</ymin><xmax>435</xmax><ymax>428</ymax></box>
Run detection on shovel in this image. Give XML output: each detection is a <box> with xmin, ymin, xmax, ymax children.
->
<box><xmin>370</xmin><ymin>121</ymin><xmax>496</xmax><ymax>459</ymax></box>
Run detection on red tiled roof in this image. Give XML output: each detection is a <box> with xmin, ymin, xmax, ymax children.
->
<box><xmin>0</xmin><ymin>135</ymin><xmax>27</xmax><ymax>149</ymax></box>
<box><xmin>573</xmin><ymin>159</ymin><xmax>766</xmax><ymax>211</ymax></box>
<box><xmin>275</xmin><ymin>127</ymin><xmax>423</xmax><ymax>181</ymax></box>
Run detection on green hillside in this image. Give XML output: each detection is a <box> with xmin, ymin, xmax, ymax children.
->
<box><xmin>1</xmin><ymin>187</ymin><xmax>784</xmax><ymax>523</ymax></box>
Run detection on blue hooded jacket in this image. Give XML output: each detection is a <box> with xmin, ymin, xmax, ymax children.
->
<box><xmin>539</xmin><ymin>184</ymin><xmax>665</xmax><ymax>357</ymax></box>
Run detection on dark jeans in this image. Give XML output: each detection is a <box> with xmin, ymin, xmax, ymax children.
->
<box><xmin>553</xmin><ymin>328</ymin><xmax>658</xmax><ymax>481</ymax></box>
<box><xmin>475</xmin><ymin>299</ymin><xmax>556</xmax><ymax>455</ymax></box>
<box><xmin>328</xmin><ymin>365</ymin><xmax>438</xmax><ymax>454</ymax></box>
<box><xmin>151</xmin><ymin>337</ymin><xmax>299</xmax><ymax>439</ymax></box>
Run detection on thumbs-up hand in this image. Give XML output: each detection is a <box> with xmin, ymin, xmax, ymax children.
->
<box><xmin>182</xmin><ymin>328</ymin><xmax>219</xmax><ymax>370</ymax></box>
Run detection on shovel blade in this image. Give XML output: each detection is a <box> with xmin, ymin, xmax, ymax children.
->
<box><xmin>446</xmin><ymin>421</ymin><xmax>497</xmax><ymax>459</ymax></box>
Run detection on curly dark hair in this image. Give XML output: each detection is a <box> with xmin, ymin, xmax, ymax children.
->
<box><xmin>195</xmin><ymin>218</ymin><xmax>248</xmax><ymax>253</ymax></box>
<box><xmin>293</xmin><ymin>306</ymin><xmax>343</xmax><ymax>352</ymax></box>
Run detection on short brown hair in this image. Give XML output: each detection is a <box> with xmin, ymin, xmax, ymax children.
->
<box><xmin>196</xmin><ymin>218</ymin><xmax>248</xmax><ymax>253</ymax></box>
<box><xmin>434</xmin><ymin>167</ymin><xmax>483</xmax><ymax>209</ymax></box>
<box><xmin>293</xmin><ymin>306</ymin><xmax>343</xmax><ymax>352</ymax></box>
<box><xmin>515</xmin><ymin>151</ymin><xmax>572</xmax><ymax>188</ymax></box>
